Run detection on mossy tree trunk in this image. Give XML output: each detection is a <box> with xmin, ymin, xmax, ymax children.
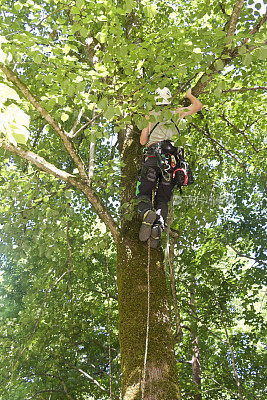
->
<box><xmin>190</xmin><ymin>284</ymin><xmax>202</xmax><ymax>400</ymax></box>
<box><xmin>117</xmin><ymin>125</ymin><xmax>181</xmax><ymax>400</ymax></box>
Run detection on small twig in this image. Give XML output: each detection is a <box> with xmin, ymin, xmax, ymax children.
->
<box><xmin>217</xmin><ymin>303</ymin><xmax>244</xmax><ymax>400</ymax></box>
<box><xmin>190</xmin><ymin>122</ymin><xmax>246</xmax><ymax>169</ymax></box>
<box><xmin>1</xmin><ymin>257</ymin><xmax>72</xmax><ymax>385</ymax></box>
<box><xmin>26</xmin><ymin>390</ymin><xmax>64</xmax><ymax>400</ymax></box>
<box><xmin>201</xmin><ymin>86</ymin><xmax>267</xmax><ymax>94</ymax></box>
<box><xmin>205</xmin><ymin>123</ymin><xmax>224</xmax><ymax>165</ymax></box>
<box><xmin>180</xmin><ymin>303</ymin><xmax>227</xmax><ymax>343</ymax></box>
<box><xmin>227</xmin><ymin>243</ymin><xmax>267</xmax><ymax>265</ymax></box>
<box><xmin>66</xmin><ymin>219</ymin><xmax>74</xmax><ymax>272</ymax></box>
<box><xmin>200</xmin><ymin>367</ymin><xmax>239</xmax><ymax>399</ymax></box>
<box><xmin>70</xmin><ymin>107</ymin><xmax>84</xmax><ymax>138</ymax></box>
<box><xmin>243</xmin><ymin>12</ymin><xmax>267</xmax><ymax>45</ymax></box>
<box><xmin>63</xmin><ymin>361</ymin><xmax>120</xmax><ymax>399</ymax></box>
<box><xmin>32</xmin><ymin>1</ymin><xmax>75</xmax><ymax>29</ymax></box>
<box><xmin>218</xmin><ymin>112</ymin><xmax>259</xmax><ymax>153</ymax></box>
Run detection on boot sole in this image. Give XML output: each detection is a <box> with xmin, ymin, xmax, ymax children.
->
<box><xmin>150</xmin><ymin>226</ymin><xmax>161</xmax><ymax>248</ymax></box>
<box><xmin>139</xmin><ymin>211</ymin><xmax>157</xmax><ymax>242</ymax></box>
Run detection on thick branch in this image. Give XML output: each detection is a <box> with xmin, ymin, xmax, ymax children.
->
<box><xmin>0</xmin><ymin>63</ymin><xmax>88</xmax><ymax>181</ymax></box>
<box><xmin>192</xmin><ymin>11</ymin><xmax>266</xmax><ymax>96</ymax></box>
<box><xmin>227</xmin><ymin>0</ymin><xmax>244</xmax><ymax>39</ymax></box>
<box><xmin>244</xmin><ymin>12</ymin><xmax>267</xmax><ymax>43</ymax></box>
<box><xmin>1</xmin><ymin>140</ymin><xmax>120</xmax><ymax>240</ymax></box>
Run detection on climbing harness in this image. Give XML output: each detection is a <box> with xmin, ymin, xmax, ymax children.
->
<box><xmin>106</xmin><ymin>240</ymin><xmax>112</xmax><ymax>400</ymax></box>
<box><xmin>141</xmin><ymin>239</ymin><xmax>151</xmax><ymax>399</ymax></box>
<box><xmin>144</xmin><ymin>119</ymin><xmax>194</xmax><ymax>191</ymax></box>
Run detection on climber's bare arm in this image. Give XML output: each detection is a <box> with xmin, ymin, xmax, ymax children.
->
<box><xmin>174</xmin><ymin>88</ymin><xmax>203</xmax><ymax>120</ymax></box>
<box><xmin>140</xmin><ymin>89</ymin><xmax>203</xmax><ymax>145</ymax></box>
<box><xmin>140</xmin><ymin>114</ymin><xmax>151</xmax><ymax>145</ymax></box>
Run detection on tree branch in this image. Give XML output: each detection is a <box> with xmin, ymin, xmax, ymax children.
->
<box><xmin>70</xmin><ymin>107</ymin><xmax>84</xmax><ymax>137</ymax></box>
<box><xmin>192</xmin><ymin>10</ymin><xmax>266</xmax><ymax>96</ymax></box>
<box><xmin>189</xmin><ymin>123</ymin><xmax>245</xmax><ymax>169</ymax></box>
<box><xmin>201</xmin><ymin>86</ymin><xmax>267</xmax><ymax>94</ymax></box>
<box><xmin>244</xmin><ymin>12</ymin><xmax>267</xmax><ymax>44</ymax></box>
<box><xmin>0</xmin><ymin>63</ymin><xmax>88</xmax><ymax>181</ymax></box>
<box><xmin>200</xmin><ymin>366</ymin><xmax>240</xmax><ymax>399</ymax></box>
<box><xmin>218</xmin><ymin>112</ymin><xmax>259</xmax><ymax>152</ymax></box>
<box><xmin>0</xmin><ymin>139</ymin><xmax>120</xmax><ymax>240</ymax></box>
<box><xmin>227</xmin><ymin>244</ymin><xmax>267</xmax><ymax>266</ymax></box>
<box><xmin>226</xmin><ymin>0</ymin><xmax>244</xmax><ymax>39</ymax></box>
<box><xmin>0</xmin><ymin>259</ymin><xmax>72</xmax><ymax>386</ymax></box>
<box><xmin>63</xmin><ymin>361</ymin><xmax>120</xmax><ymax>399</ymax></box>
<box><xmin>218</xmin><ymin>304</ymin><xmax>244</xmax><ymax>400</ymax></box>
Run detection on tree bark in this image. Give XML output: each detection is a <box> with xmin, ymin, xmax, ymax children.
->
<box><xmin>190</xmin><ymin>284</ymin><xmax>202</xmax><ymax>400</ymax></box>
<box><xmin>117</xmin><ymin>125</ymin><xmax>181</xmax><ymax>399</ymax></box>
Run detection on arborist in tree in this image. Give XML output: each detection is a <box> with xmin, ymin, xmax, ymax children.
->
<box><xmin>136</xmin><ymin>87</ymin><xmax>203</xmax><ymax>248</ymax></box>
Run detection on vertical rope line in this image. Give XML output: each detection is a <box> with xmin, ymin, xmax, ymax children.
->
<box><xmin>141</xmin><ymin>240</ymin><xmax>151</xmax><ymax>400</ymax></box>
<box><xmin>106</xmin><ymin>241</ymin><xmax>112</xmax><ymax>400</ymax></box>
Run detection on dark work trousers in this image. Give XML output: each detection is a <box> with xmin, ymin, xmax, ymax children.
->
<box><xmin>136</xmin><ymin>156</ymin><xmax>175</xmax><ymax>226</ymax></box>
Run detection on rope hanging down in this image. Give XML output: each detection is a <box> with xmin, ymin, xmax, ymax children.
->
<box><xmin>106</xmin><ymin>240</ymin><xmax>112</xmax><ymax>400</ymax></box>
<box><xmin>141</xmin><ymin>239</ymin><xmax>151</xmax><ymax>399</ymax></box>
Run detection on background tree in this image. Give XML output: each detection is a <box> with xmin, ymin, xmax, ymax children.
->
<box><xmin>0</xmin><ymin>0</ymin><xmax>266</xmax><ymax>399</ymax></box>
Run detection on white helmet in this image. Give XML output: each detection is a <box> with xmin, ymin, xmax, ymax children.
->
<box><xmin>155</xmin><ymin>87</ymin><xmax>172</xmax><ymax>105</ymax></box>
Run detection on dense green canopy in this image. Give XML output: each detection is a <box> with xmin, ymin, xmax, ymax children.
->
<box><xmin>0</xmin><ymin>0</ymin><xmax>266</xmax><ymax>399</ymax></box>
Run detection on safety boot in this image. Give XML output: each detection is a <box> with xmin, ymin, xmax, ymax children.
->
<box><xmin>139</xmin><ymin>210</ymin><xmax>157</xmax><ymax>242</ymax></box>
<box><xmin>150</xmin><ymin>224</ymin><xmax>162</xmax><ymax>249</ymax></box>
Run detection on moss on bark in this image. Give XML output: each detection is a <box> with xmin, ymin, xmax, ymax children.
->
<box><xmin>117</xmin><ymin>123</ymin><xmax>181</xmax><ymax>399</ymax></box>
<box><xmin>117</xmin><ymin>224</ymin><xmax>181</xmax><ymax>399</ymax></box>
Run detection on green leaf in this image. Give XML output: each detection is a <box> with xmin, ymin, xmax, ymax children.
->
<box><xmin>201</xmin><ymin>75</ymin><xmax>210</xmax><ymax>83</ymax></box>
<box><xmin>124</xmin><ymin>0</ymin><xmax>134</xmax><ymax>13</ymax></box>
<box><xmin>98</xmin><ymin>97</ymin><xmax>108</xmax><ymax>110</ymax></box>
<box><xmin>76</xmin><ymin>0</ymin><xmax>84</xmax><ymax>9</ymax></box>
<box><xmin>214</xmin><ymin>59</ymin><xmax>224</xmax><ymax>71</ymax></box>
<box><xmin>80</xmin><ymin>27</ymin><xmax>88</xmax><ymax>38</ymax></box>
<box><xmin>0</xmin><ymin>83</ymin><xmax>21</xmax><ymax>102</ymax></box>
<box><xmin>33</xmin><ymin>53</ymin><xmax>43</xmax><ymax>63</ymax></box>
<box><xmin>258</xmin><ymin>47</ymin><xmax>267</xmax><ymax>60</ymax></box>
<box><xmin>14</xmin><ymin>1</ymin><xmax>23</xmax><ymax>11</ymax></box>
<box><xmin>104</xmin><ymin>105</ymin><xmax>116</xmax><ymax>120</ymax></box>
<box><xmin>70</xmin><ymin>6</ymin><xmax>80</xmax><ymax>14</ymax></box>
<box><xmin>238</xmin><ymin>46</ymin><xmax>246</xmax><ymax>56</ymax></box>
<box><xmin>96</xmin><ymin>31</ymin><xmax>107</xmax><ymax>44</ymax></box>
<box><xmin>214</xmin><ymin>87</ymin><xmax>222</xmax><ymax>98</ymax></box>
<box><xmin>61</xmin><ymin>113</ymin><xmax>69</xmax><ymax>122</ymax></box>
<box><xmin>243</xmin><ymin>54</ymin><xmax>252</xmax><ymax>66</ymax></box>
<box><xmin>144</xmin><ymin>4</ymin><xmax>157</xmax><ymax>19</ymax></box>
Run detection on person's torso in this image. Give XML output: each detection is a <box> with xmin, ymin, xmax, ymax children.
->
<box><xmin>146</xmin><ymin>110</ymin><xmax>178</xmax><ymax>146</ymax></box>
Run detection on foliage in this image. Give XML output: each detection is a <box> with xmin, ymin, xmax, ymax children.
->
<box><xmin>0</xmin><ymin>0</ymin><xmax>266</xmax><ymax>399</ymax></box>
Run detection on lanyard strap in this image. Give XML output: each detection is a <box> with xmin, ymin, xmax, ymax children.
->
<box><xmin>147</xmin><ymin>119</ymin><xmax>180</xmax><ymax>142</ymax></box>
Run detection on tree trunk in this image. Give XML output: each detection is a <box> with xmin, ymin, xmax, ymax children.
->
<box><xmin>117</xmin><ymin>125</ymin><xmax>181</xmax><ymax>399</ymax></box>
<box><xmin>190</xmin><ymin>284</ymin><xmax>202</xmax><ymax>400</ymax></box>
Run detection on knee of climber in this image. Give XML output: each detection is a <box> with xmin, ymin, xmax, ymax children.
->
<box><xmin>144</xmin><ymin>166</ymin><xmax>157</xmax><ymax>183</ymax></box>
<box><xmin>137</xmin><ymin>195</ymin><xmax>153</xmax><ymax>218</ymax></box>
<box><xmin>136</xmin><ymin>166</ymin><xmax>157</xmax><ymax>197</ymax></box>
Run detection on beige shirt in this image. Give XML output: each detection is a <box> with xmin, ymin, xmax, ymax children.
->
<box><xmin>147</xmin><ymin>111</ymin><xmax>178</xmax><ymax>146</ymax></box>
